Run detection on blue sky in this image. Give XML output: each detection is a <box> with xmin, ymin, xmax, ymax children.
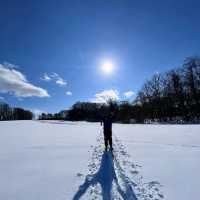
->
<box><xmin>0</xmin><ymin>0</ymin><xmax>200</xmax><ymax>113</ymax></box>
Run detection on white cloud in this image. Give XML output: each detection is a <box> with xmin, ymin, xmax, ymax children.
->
<box><xmin>91</xmin><ymin>89</ymin><xmax>119</xmax><ymax>103</ymax></box>
<box><xmin>41</xmin><ymin>72</ymin><xmax>67</xmax><ymax>86</ymax></box>
<box><xmin>56</xmin><ymin>77</ymin><xmax>67</xmax><ymax>86</ymax></box>
<box><xmin>0</xmin><ymin>64</ymin><xmax>50</xmax><ymax>97</ymax></box>
<box><xmin>66</xmin><ymin>91</ymin><xmax>72</xmax><ymax>96</ymax></box>
<box><xmin>123</xmin><ymin>90</ymin><xmax>135</xmax><ymax>98</ymax></box>
<box><xmin>41</xmin><ymin>73</ymin><xmax>51</xmax><ymax>81</ymax></box>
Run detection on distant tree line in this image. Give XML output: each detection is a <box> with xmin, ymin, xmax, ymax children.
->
<box><xmin>66</xmin><ymin>100</ymin><xmax>138</xmax><ymax>123</ymax></box>
<box><xmin>39</xmin><ymin>57</ymin><xmax>200</xmax><ymax>123</ymax></box>
<box><xmin>136</xmin><ymin>57</ymin><xmax>200</xmax><ymax>122</ymax></box>
<box><xmin>38</xmin><ymin>110</ymin><xmax>68</xmax><ymax>120</ymax></box>
<box><xmin>0</xmin><ymin>102</ymin><xmax>33</xmax><ymax>120</ymax></box>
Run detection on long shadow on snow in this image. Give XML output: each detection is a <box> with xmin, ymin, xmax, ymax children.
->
<box><xmin>72</xmin><ymin>150</ymin><xmax>137</xmax><ymax>200</ymax></box>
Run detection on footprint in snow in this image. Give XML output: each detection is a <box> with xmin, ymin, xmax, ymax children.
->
<box><xmin>73</xmin><ymin>132</ymin><xmax>164</xmax><ymax>200</ymax></box>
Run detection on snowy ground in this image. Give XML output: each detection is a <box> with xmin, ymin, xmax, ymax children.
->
<box><xmin>0</xmin><ymin>121</ymin><xmax>199</xmax><ymax>200</ymax></box>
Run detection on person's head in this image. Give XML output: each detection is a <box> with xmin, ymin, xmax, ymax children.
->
<box><xmin>101</xmin><ymin>104</ymin><xmax>114</xmax><ymax>119</ymax></box>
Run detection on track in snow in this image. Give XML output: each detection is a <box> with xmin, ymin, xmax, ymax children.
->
<box><xmin>73</xmin><ymin>132</ymin><xmax>164</xmax><ymax>200</ymax></box>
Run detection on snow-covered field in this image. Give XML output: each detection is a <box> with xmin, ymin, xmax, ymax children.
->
<box><xmin>0</xmin><ymin>121</ymin><xmax>199</xmax><ymax>200</ymax></box>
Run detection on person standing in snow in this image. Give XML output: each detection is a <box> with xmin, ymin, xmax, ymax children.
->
<box><xmin>101</xmin><ymin>113</ymin><xmax>113</xmax><ymax>151</ymax></box>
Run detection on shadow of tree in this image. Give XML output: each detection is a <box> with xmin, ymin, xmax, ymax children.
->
<box><xmin>73</xmin><ymin>151</ymin><xmax>137</xmax><ymax>200</ymax></box>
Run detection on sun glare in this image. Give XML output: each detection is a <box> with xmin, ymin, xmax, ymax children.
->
<box><xmin>101</xmin><ymin>60</ymin><xmax>114</xmax><ymax>75</ymax></box>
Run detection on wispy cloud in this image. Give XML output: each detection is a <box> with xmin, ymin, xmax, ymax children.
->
<box><xmin>3</xmin><ymin>62</ymin><xmax>19</xmax><ymax>69</ymax></box>
<box><xmin>41</xmin><ymin>73</ymin><xmax>51</xmax><ymax>81</ymax></box>
<box><xmin>66</xmin><ymin>91</ymin><xmax>72</xmax><ymax>96</ymax></box>
<box><xmin>41</xmin><ymin>72</ymin><xmax>67</xmax><ymax>86</ymax></box>
<box><xmin>0</xmin><ymin>64</ymin><xmax>50</xmax><ymax>97</ymax></box>
<box><xmin>56</xmin><ymin>77</ymin><xmax>67</xmax><ymax>86</ymax></box>
<box><xmin>50</xmin><ymin>72</ymin><xmax>59</xmax><ymax>78</ymax></box>
<box><xmin>91</xmin><ymin>89</ymin><xmax>119</xmax><ymax>103</ymax></box>
<box><xmin>123</xmin><ymin>90</ymin><xmax>135</xmax><ymax>98</ymax></box>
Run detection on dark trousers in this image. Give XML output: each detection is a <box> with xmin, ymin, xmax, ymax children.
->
<box><xmin>104</xmin><ymin>129</ymin><xmax>112</xmax><ymax>150</ymax></box>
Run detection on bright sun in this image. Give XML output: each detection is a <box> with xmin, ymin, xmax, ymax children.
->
<box><xmin>101</xmin><ymin>60</ymin><xmax>114</xmax><ymax>75</ymax></box>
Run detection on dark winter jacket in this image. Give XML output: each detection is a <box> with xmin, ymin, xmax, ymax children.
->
<box><xmin>102</xmin><ymin>117</ymin><xmax>112</xmax><ymax>131</ymax></box>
